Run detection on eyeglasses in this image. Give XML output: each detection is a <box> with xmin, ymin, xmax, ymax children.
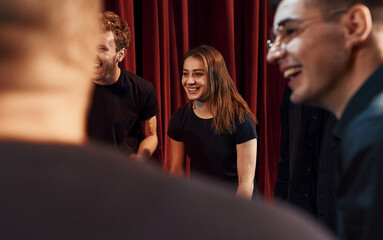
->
<box><xmin>267</xmin><ymin>9</ymin><xmax>348</xmax><ymax>49</ymax></box>
<box><xmin>266</xmin><ymin>17</ymin><xmax>322</xmax><ymax>49</ymax></box>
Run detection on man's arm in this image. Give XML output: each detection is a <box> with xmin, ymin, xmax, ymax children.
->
<box><xmin>136</xmin><ymin>116</ymin><xmax>158</xmax><ymax>158</ymax></box>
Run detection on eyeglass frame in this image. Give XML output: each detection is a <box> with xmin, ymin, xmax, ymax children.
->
<box><xmin>266</xmin><ymin>9</ymin><xmax>348</xmax><ymax>49</ymax></box>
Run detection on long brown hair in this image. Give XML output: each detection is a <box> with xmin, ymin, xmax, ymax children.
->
<box><xmin>183</xmin><ymin>45</ymin><xmax>256</xmax><ymax>134</ymax></box>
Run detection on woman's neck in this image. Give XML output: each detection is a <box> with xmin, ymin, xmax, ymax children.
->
<box><xmin>193</xmin><ymin>100</ymin><xmax>214</xmax><ymax>119</ymax></box>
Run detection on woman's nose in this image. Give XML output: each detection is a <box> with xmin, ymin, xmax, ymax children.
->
<box><xmin>185</xmin><ymin>76</ymin><xmax>195</xmax><ymax>85</ymax></box>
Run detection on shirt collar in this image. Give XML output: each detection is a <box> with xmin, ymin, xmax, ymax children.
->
<box><xmin>333</xmin><ymin>64</ymin><xmax>383</xmax><ymax>139</ymax></box>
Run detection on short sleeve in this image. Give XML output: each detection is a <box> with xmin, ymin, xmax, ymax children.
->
<box><xmin>139</xmin><ymin>82</ymin><xmax>159</xmax><ymax>121</ymax></box>
<box><xmin>167</xmin><ymin>107</ymin><xmax>184</xmax><ymax>141</ymax></box>
<box><xmin>235</xmin><ymin>114</ymin><xmax>257</xmax><ymax>144</ymax></box>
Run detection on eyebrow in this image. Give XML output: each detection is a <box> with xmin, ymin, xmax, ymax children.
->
<box><xmin>271</xmin><ymin>17</ymin><xmax>306</xmax><ymax>37</ymax></box>
<box><xmin>183</xmin><ymin>69</ymin><xmax>205</xmax><ymax>71</ymax></box>
<box><xmin>274</xmin><ymin>17</ymin><xmax>298</xmax><ymax>29</ymax></box>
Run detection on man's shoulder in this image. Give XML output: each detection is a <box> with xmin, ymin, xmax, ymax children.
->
<box><xmin>348</xmin><ymin>92</ymin><xmax>383</xmax><ymax>139</ymax></box>
<box><xmin>1</xmin><ymin>141</ymin><xmax>133</xmax><ymax>168</ymax></box>
<box><xmin>0</xmin><ymin>141</ymin><xmax>335</xmax><ymax>239</ymax></box>
<box><xmin>343</xmin><ymin>92</ymin><xmax>383</xmax><ymax>161</ymax></box>
<box><xmin>120</xmin><ymin>68</ymin><xmax>154</xmax><ymax>89</ymax></box>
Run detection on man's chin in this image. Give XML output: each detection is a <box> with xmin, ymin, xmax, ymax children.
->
<box><xmin>92</xmin><ymin>72</ymin><xmax>104</xmax><ymax>82</ymax></box>
<box><xmin>290</xmin><ymin>90</ymin><xmax>311</xmax><ymax>105</ymax></box>
<box><xmin>290</xmin><ymin>92</ymin><xmax>323</xmax><ymax>108</ymax></box>
<box><xmin>290</xmin><ymin>91</ymin><xmax>304</xmax><ymax>104</ymax></box>
<box><xmin>92</xmin><ymin>77</ymin><xmax>105</xmax><ymax>85</ymax></box>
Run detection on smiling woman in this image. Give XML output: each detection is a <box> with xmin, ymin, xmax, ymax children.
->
<box><xmin>167</xmin><ymin>45</ymin><xmax>258</xmax><ymax>199</ymax></box>
<box><xmin>181</xmin><ymin>57</ymin><xmax>209</xmax><ymax>103</ymax></box>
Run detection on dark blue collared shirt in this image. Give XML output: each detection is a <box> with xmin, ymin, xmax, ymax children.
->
<box><xmin>333</xmin><ymin>64</ymin><xmax>383</xmax><ymax>240</ymax></box>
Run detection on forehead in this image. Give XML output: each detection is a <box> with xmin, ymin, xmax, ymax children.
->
<box><xmin>100</xmin><ymin>31</ymin><xmax>116</xmax><ymax>48</ymax></box>
<box><xmin>183</xmin><ymin>57</ymin><xmax>204</xmax><ymax>70</ymax></box>
<box><xmin>274</xmin><ymin>0</ymin><xmax>321</xmax><ymax>24</ymax></box>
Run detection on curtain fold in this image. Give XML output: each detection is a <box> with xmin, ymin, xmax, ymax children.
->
<box><xmin>104</xmin><ymin>0</ymin><xmax>284</xmax><ymax>200</ymax></box>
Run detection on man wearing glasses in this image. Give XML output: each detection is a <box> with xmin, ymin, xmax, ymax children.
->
<box><xmin>267</xmin><ymin>0</ymin><xmax>383</xmax><ymax>239</ymax></box>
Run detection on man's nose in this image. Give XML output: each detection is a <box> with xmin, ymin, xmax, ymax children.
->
<box><xmin>266</xmin><ymin>44</ymin><xmax>286</xmax><ymax>64</ymax></box>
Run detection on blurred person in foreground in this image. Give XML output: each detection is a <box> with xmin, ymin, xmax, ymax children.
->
<box><xmin>267</xmin><ymin>0</ymin><xmax>383</xmax><ymax>239</ymax></box>
<box><xmin>0</xmin><ymin>0</ymin><xmax>335</xmax><ymax>239</ymax></box>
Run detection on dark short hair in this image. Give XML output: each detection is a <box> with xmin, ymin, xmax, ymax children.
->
<box><xmin>269</xmin><ymin>0</ymin><xmax>383</xmax><ymax>22</ymax></box>
<box><xmin>101</xmin><ymin>11</ymin><xmax>131</xmax><ymax>52</ymax></box>
<box><xmin>269</xmin><ymin>0</ymin><xmax>281</xmax><ymax>12</ymax></box>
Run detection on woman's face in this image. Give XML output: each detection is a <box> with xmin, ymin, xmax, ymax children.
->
<box><xmin>182</xmin><ymin>56</ymin><xmax>209</xmax><ymax>101</ymax></box>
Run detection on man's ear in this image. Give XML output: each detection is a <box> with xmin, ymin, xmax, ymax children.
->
<box><xmin>343</xmin><ymin>4</ymin><xmax>373</xmax><ymax>48</ymax></box>
<box><xmin>116</xmin><ymin>48</ymin><xmax>126</xmax><ymax>63</ymax></box>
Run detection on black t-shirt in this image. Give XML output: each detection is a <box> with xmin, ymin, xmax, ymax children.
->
<box><xmin>167</xmin><ymin>104</ymin><xmax>257</xmax><ymax>189</ymax></box>
<box><xmin>87</xmin><ymin>68</ymin><xmax>158</xmax><ymax>154</ymax></box>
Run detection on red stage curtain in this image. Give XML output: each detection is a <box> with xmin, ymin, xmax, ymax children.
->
<box><xmin>103</xmin><ymin>0</ymin><xmax>285</xmax><ymax>200</ymax></box>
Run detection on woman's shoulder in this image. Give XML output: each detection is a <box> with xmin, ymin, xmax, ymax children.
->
<box><xmin>234</xmin><ymin>112</ymin><xmax>257</xmax><ymax>141</ymax></box>
<box><xmin>168</xmin><ymin>103</ymin><xmax>193</xmax><ymax>138</ymax></box>
<box><xmin>235</xmin><ymin>112</ymin><xmax>255</xmax><ymax>126</ymax></box>
<box><xmin>171</xmin><ymin>103</ymin><xmax>192</xmax><ymax>118</ymax></box>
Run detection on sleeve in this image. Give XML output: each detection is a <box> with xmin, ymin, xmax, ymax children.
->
<box><xmin>274</xmin><ymin>86</ymin><xmax>291</xmax><ymax>200</ymax></box>
<box><xmin>167</xmin><ymin>107</ymin><xmax>184</xmax><ymax>142</ymax></box>
<box><xmin>235</xmin><ymin>113</ymin><xmax>257</xmax><ymax>144</ymax></box>
<box><xmin>139</xmin><ymin>81</ymin><xmax>159</xmax><ymax>121</ymax></box>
